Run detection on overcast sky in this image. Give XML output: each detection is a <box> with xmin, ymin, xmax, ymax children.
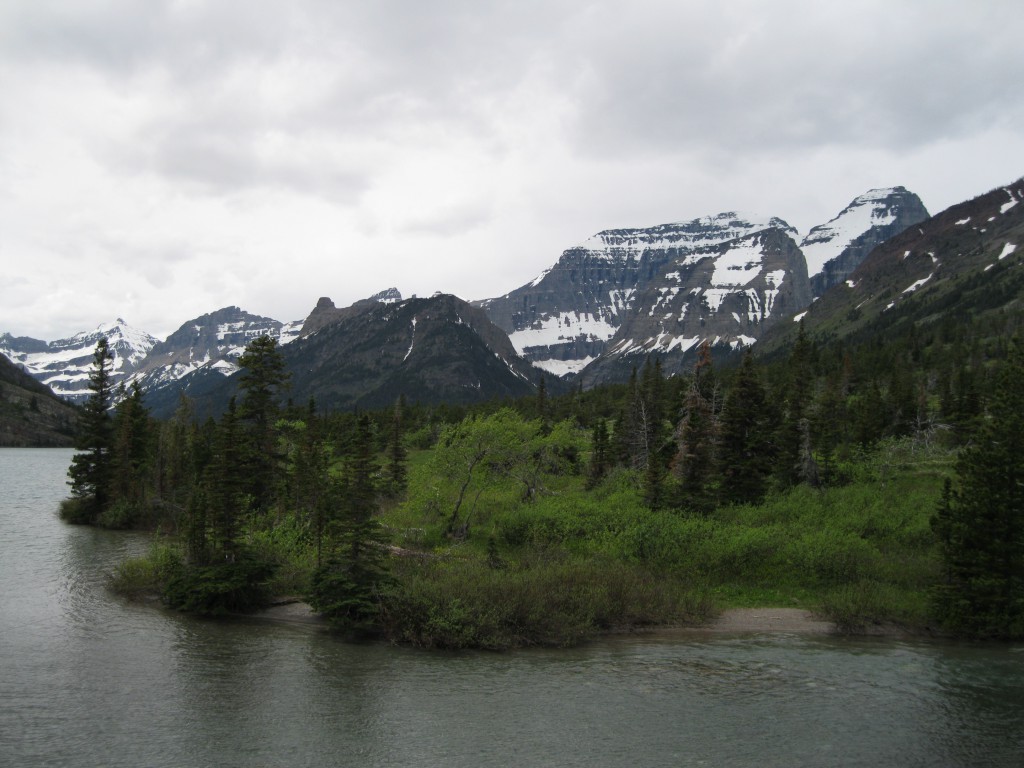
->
<box><xmin>2</xmin><ymin>0</ymin><xmax>1022</xmax><ymax>341</ymax></box>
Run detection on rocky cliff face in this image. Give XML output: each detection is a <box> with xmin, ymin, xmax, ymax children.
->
<box><xmin>298</xmin><ymin>290</ymin><xmax>401</xmax><ymax>338</ymax></box>
<box><xmin>128</xmin><ymin>306</ymin><xmax>298</xmax><ymax>395</ymax></box>
<box><xmin>283</xmin><ymin>293</ymin><xmax>537</xmax><ymax>411</ymax></box>
<box><xmin>801</xmin><ymin>187</ymin><xmax>929</xmax><ymax>296</ymax></box>
<box><xmin>0</xmin><ymin>353</ymin><xmax>78</xmax><ymax>446</ymax></box>
<box><xmin>477</xmin><ymin>213</ymin><xmax>796</xmax><ymax>376</ymax></box>
<box><xmin>759</xmin><ymin>178</ymin><xmax>1024</xmax><ymax>355</ymax></box>
<box><xmin>0</xmin><ymin>320</ymin><xmax>157</xmax><ymax>404</ymax></box>
<box><xmin>580</xmin><ymin>226</ymin><xmax>811</xmax><ymax>384</ymax></box>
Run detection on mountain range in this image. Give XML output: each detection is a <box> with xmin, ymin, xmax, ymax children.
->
<box><xmin>477</xmin><ymin>187</ymin><xmax>928</xmax><ymax>382</ymax></box>
<box><xmin>6</xmin><ymin>178</ymin><xmax>1024</xmax><ymax>422</ymax></box>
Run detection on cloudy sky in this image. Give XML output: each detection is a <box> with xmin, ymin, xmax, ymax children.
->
<box><xmin>2</xmin><ymin>0</ymin><xmax>1022</xmax><ymax>340</ymax></box>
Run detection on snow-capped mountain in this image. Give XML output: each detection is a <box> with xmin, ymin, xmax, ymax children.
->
<box><xmin>479</xmin><ymin>188</ymin><xmax>927</xmax><ymax>380</ymax></box>
<box><xmin>759</xmin><ymin>178</ymin><xmax>1024</xmax><ymax>356</ymax></box>
<box><xmin>0</xmin><ymin>319</ymin><xmax>158</xmax><ymax>404</ymax></box>
<box><xmin>801</xmin><ymin>187</ymin><xmax>929</xmax><ymax>296</ymax></box>
<box><xmin>127</xmin><ymin>306</ymin><xmax>301</xmax><ymax>394</ymax></box>
<box><xmin>477</xmin><ymin>213</ymin><xmax>796</xmax><ymax>376</ymax></box>
<box><xmin>580</xmin><ymin>226</ymin><xmax>810</xmax><ymax>384</ymax></box>
<box><xmin>141</xmin><ymin>292</ymin><xmax>539</xmax><ymax>419</ymax></box>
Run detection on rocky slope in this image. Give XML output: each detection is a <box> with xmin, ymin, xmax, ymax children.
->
<box><xmin>477</xmin><ymin>213</ymin><xmax>797</xmax><ymax>376</ymax></box>
<box><xmin>0</xmin><ymin>353</ymin><xmax>78</xmax><ymax>446</ymax></box>
<box><xmin>479</xmin><ymin>188</ymin><xmax>928</xmax><ymax>384</ymax></box>
<box><xmin>128</xmin><ymin>305</ymin><xmax>300</xmax><ymax>395</ymax></box>
<box><xmin>144</xmin><ymin>292</ymin><xmax>539</xmax><ymax>419</ymax></box>
<box><xmin>0</xmin><ymin>320</ymin><xmax>157</xmax><ymax>404</ymax></box>
<box><xmin>801</xmin><ymin>187</ymin><xmax>929</xmax><ymax>296</ymax></box>
<box><xmin>580</xmin><ymin>226</ymin><xmax>811</xmax><ymax>385</ymax></box>
<box><xmin>283</xmin><ymin>293</ymin><xmax>538</xmax><ymax>411</ymax></box>
<box><xmin>759</xmin><ymin>178</ymin><xmax>1024</xmax><ymax>354</ymax></box>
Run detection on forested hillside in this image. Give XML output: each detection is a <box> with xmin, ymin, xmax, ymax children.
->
<box><xmin>60</xmin><ymin>269</ymin><xmax>1024</xmax><ymax>643</ymax></box>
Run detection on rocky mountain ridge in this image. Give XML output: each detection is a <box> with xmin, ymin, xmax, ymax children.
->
<box><xmin>0</xmin><ymin>353</ymin><xmax>78</xmax><ymax>446</ymax></box>
<box><xmin>0</xmin><ymin>319</ymin><xmax>158</xmax><ymax>404</ymax></box>
<box><xmin>476</xmin><ymin>212</ymin><xmax>800</xmax><ymax>377</ymax></box>
<box><xmin>1</xmin><ymin>184</ymin><xmax>959</xmax><ymax>410</ymax></box>
<box><xmin>477</xmin><ymin>187</ymin><xmax>927</xmax><ymax>380</ymax></box>
<box><xmin>800</xmin><ymin>187</ymin><xmax>930</xmax><ymax>296</ymax></box>
<box><xmin>759</xmin><ymin>178</ymin><xmax>1024</xmax><ymax>354</ymax></box>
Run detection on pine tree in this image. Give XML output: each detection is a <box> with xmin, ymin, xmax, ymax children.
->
<box><xmin>586</xmin><ymin>419</ymin><xmax>611</xmax><ymax>489</ymax></box>
<box><xmin>237</xmin><ymin>335</ymin><xmax>289</xmax><ymax>512</ymax></box>
<box><xmin>206</xmin><ymin>397</ymin><xmax>245</xmax><ymax>558</ymax></box>
<box><xmin>718</xmin><ymin>350</ymin><xmax>774</xmax><ymax>506</ymax></box>
<box><xmin>775</xmin><ymin>321</ymin><xmax>812</xmax><ymax>488</ymax></box>
<box><xmin>931</xmin><ymin>346</ymin><xmax>1024</xmax><ymax>638</ymax></box>
<box><xmin>110</xmin><ymin>381</ymin><xmax>153</xmax><ymax>510</ymax></box>
<box><xmin>67</xmin><ymin>338</ymin><xmax>116</xmax><ymax>523</ymax></box>
<box><xmin>310</xmin><ymin>413</ymin><xmax>391</xmax><ymax>630</ymax></box>
<box><xmin>386</xmin><ymin>396</ymin><xmax>408</xmax><ymax>494</ymax></box>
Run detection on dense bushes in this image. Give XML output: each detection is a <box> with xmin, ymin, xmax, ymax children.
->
<box><xmin>378</xmin><ymin>556</ymin><xmax>712</xmax><ymax>649</ymax></box>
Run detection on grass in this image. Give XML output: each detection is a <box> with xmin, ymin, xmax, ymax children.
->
<box><xmin>111</xmin><ymin>436</ymin><xmax>954</xmax><ymax>646</ymax></box>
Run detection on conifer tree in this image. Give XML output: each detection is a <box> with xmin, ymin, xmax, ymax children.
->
<box><xmin>206</xmin><ymin>397</ymin><xmax>245</xmax><ymax>558</ymax></box>
<box><xmin>237</xmin><ymin>335</ymin><xmax>289</xmax><ymax>512</ymax></box>
<box><xmin>310</xmin><ymin>413</ymin><xmax>391</xmax><ymax>630</ymax></box>
<box><xmin>775</xmin><ymin>322</ymin><xmax>812</xmax><ymax>488</ymax></box>
<box><xmin>386</xmin><ymin>396</ymin><xmax>408</xmax><ymax>494</ymax></box>
<box><xmin>931</xmin><ymin>345</ymin><xmax>1024</xmax><ymax>638</ymax></box>
<box><xmin>586</xmin><ymin>418</ymin><xmax>611</xmax><ymax>489</ymax></box>
<box><xmin>67</xmin><ymin>337</ymin><xmax>116</xmax><ymax>523</ymax></box>
<box><xmin>718</xmin><ymin>350</ymin><xmax>773</xmax><ymax>506</ymax></box>
<box><xmin>110</xmin><ymin>381</ymin><xmax>152</xmax><ymax>510</ymax></box>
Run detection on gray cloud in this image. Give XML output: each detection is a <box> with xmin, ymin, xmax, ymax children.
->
<box><xmin>1</xmin><ymin>0</ymin><xmax>1022</xmax><ymax>340</ymax></box>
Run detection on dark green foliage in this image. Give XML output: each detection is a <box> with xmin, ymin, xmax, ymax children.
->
<box><xmin>718</xmin><ymin>351</ymin><xmax>775</xmax><ymax>505</ymax></box>
<box><xmin>67</xmin><ymin>338</ymin><xmax>116</xmax><ymax>523</ymax></box>
<box><xmin>162</xmin><ymin>552</ymin><xmax>275</xmax><ymax>615</ymax></box>
<box><xmin>586</xmin><ymin>418</ymin><xmax>611</xmax><ymax>489</ymax></box>
<box><xmin>932</xmin><ymin>347</ymin><xmax>1024</xmax><ymax>638</ymax></box>
<box><xmin>237</xmin><ymin>335</ymin><xmax>289</xmax><ymax>512</ymax></box>
<box><xmin>379</xmin><ymin>556</ymin><xmax>712</xmax><ymax>650</ymax></box>
<box><xmin>308</xmin><ymin>413</ymin><xmax>393</xmax><ymax>630</ymax></box>
<box><xmin>386</xmin><ymin>396</ymin><xmax>408</xmax><ymax>494</ymax></box>
<box><xmin>205</xmin><ymin>397</ymin><xmax>246</xmax><ymax>558</ymax></box>
<box><xmin>674</xmin><ymin>343</ymin><xmax>719</xmax><ymax>514</ymax></box>
<box><xmin>110</xmin><ymin>382</ymin><xmax>154</xmax><ymax>509</ymax></box>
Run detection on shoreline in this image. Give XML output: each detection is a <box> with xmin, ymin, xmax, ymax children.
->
<box><xmin>249</xmin><ymin>601</ymin><xmax>844</xmax><ymax>635</ymax></box>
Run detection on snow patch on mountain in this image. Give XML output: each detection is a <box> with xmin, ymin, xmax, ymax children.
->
<box><xmin>0</xmin><ymin>319</ymin><xmax>158</xmax><ymax>403</ymax></box>
<box><xmin>509</xmin><ymin>313</ymin><xmax>618</xmax><ymax>354</ymax></box>
<box><xmin>800</xmin><ymin>188</ymin><xmax>900</xmax><ymax>278</ymax></box>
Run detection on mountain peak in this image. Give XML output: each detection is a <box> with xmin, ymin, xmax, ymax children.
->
<box><xmin>801</xmin><ymin>187</ymin><xmax>929</xmax><ymax>295</ymax></box>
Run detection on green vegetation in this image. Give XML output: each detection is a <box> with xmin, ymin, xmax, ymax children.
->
<box><xmin>76</xmin><ymin>318</ymin><xmax>1024</xmax><ymax>646</ymax></box>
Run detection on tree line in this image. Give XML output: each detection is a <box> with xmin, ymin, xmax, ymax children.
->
<box><xmin>63</xmin><ymin>319</ymin><xmax>1024</xmax><ymax>639</ymax></box>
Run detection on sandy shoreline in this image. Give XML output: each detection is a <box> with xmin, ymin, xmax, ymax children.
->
<box><xmin>251</xmin><ymin>601</ymin><xmax>839</xmax><ymax>634</ymax></box>
<box><xmin>699</xmin><ymin>607</ymin><xmax>835</xmax><ymax>634</ymax></box>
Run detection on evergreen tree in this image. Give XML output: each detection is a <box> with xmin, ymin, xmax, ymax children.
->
<box><xmin>640</xmin><ymin>357</ymin><xmax>669</xmax><ymax>508</ymax></box>
<box><xmin>931</xmin><ymin>346</ymin><xmax>1024</xmax><ymax>638</ymax></box>
<box><xmin>310</xmin><ymin>413</ymin><xmax>391</xmax><ymax>630</ymax></box>
<box><xmin>110</xmin><ymin>381</ymin><xmax>153</xmax><ymax>510</ymax></box>
<box><xmin>386</xmin><ymin>396</ymin><xmax>408</xmax><ymax>494</ymax></box>
<box><xmin>775</xmin><ymin>322</ymin><xmax>812</xmax><ymax>488</ymax></box>
<box><xmin>586</xmin><ymin>418</ymin><xmax>611</xmax><ymax>489</ymax></box>
<box><xmin>206</xmin><ymin>398</ymin><xmax>245</xmax><ymax>558</ymax></box>
<box><xmin>237</xmin><ymin>335</ymin><xmax>289</xmax><ymax>512</ymax></box>
<box><xmin>718</xmin><ymin>350</ymin><xmax>774</xmax><ymax>506</ymax></box>
<box><xmin>67</xmin><ymin>338</ymin><xmax>116</xmax><ymax>523</ymax></box>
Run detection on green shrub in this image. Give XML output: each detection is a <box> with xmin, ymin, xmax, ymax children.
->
<box><xmin>162</xmin><ymin>552</ymin><xmax>276</xmax><ymax>615</ymax></box>
<box><xmin>109</xmin><ymin>542</ymin><xmax>182</xmax><ymax>597</ymax></box>
<box><xmin>378</xmin><ymin>556</ymin><xmax>712</xmax><ymax>649</ymax></box>
<box><xmin>59</xmin><ymin>496</ymin><xmax>94</xmax><ymax>525</ymax></box>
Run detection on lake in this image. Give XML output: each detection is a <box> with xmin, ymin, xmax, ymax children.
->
<box><xmin>1</xmin><ymin>448</ymin><xmax>1022</xmax><ymax>767</ymax></box>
